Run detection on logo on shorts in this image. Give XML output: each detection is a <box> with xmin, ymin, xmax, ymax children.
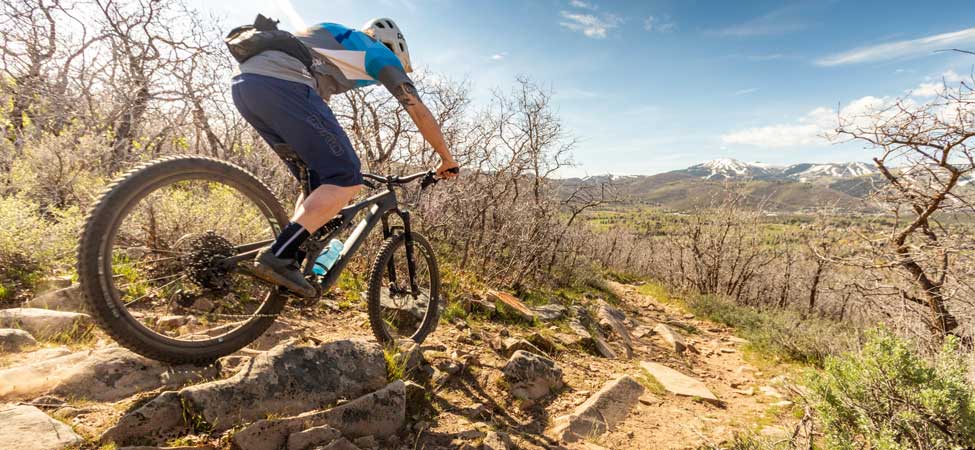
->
<box><xmin>305</xmin><ymin>114</ymin><xmax>345</xmax><ymax>157</ymax></box>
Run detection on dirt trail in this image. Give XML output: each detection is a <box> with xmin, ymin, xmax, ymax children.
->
<box><xmin>0</xmin><ymin>280</ymin><xmax>797</xmax><ymax>450</ymax></box>
<box><xmin>392</xmin><ymin>280</ymin><xmax>796</xmax><ymax>449</ymax></box>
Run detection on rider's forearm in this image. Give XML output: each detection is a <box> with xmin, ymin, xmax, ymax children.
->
<box><xmin>406</xmin><ymin>102</ymin><xmax>453</xmax><ymax>163</ymax></box>
<box><xmin>393</xmin><ymin>84</ymin><xmax>454</xmax><ymax>163</ymax></box>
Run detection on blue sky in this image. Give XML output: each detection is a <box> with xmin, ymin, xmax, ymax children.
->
<box><xmin>200</xmin><ymin>0</ymin><xmax>975</xmax><ymax>177</ymax></box>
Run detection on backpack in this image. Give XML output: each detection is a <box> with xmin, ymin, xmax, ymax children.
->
<box><xmin>225</xmin><ymin>14</ymin><xmax>314</xmax><ymax>71</ymax></box>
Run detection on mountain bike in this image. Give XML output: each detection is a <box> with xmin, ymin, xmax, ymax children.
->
<box><xmin>78</xmin><ymin>146</ymin><xmax>452</xmax><ymax>364</ymax></box>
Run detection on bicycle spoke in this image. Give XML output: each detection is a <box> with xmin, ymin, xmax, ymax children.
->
<box><xmin>116</xmin><ymin>272</ymin><xmax>182</xmax><ymax>289</ymax></box>
<box><xmin>124</xmin><ymin>275</ymin><xmax>187</xmax><ymax>307</ymax></box>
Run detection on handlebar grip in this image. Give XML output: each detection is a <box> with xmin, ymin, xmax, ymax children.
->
<box><xmin>446</xmin><ymin>167</ymin><xmax>460</xmax><ymax>174</ymax></box>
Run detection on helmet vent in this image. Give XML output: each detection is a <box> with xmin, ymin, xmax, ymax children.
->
<box><xmin>386</xmin><ymin>20</ymin><xmax>394</xmax><ymax>28</ymax></box>
<box><xmin>375</xmin><ymin>22</ymin><xmax>386</xmax><ymax>29</ymax></box>
<box><xmin>399</xmin><ymin>43</ymin><xmax>405</xmax><ymax>52</ymax></box>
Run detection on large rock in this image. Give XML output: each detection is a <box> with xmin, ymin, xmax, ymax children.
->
<box><xmin>532</xmin><ymin>304</ymin><xmax>566</xmax><ymax>322</ymax></box>
<box><xmin>596</xmin><ymin>304</ymin><xmax>633</xmax><ymax>358</ymax></box>
<box><xmin>0</xmin><ymin>308</ymin><xmax>92</xmax><ymax>339</ymax></box>
<box><xmin>502</xmin><ymin>350</ymin><xmax>563</xmax><ymax>401</ymax></box>
<box><xmin>640</xmin><ymin>361</ymin><xmax>721</xmax><ymax>406</ymax></box>
<box><xmin>548</xmin><ymin>375</ymin><xmax>645</xmax><ymax>443</ymax></box>
<box><xmin>0</xmin><ymin>346</ymin><xmax>215</xmax><ymax>402</ymax></box>
<box><xmin>653</xmin><ymin>323</ymin><xmax>688</xmax><ymax>355</ymax></box>
<box><xmin>0</xmin><ymin>328</ymin><xmax>37</xmax><ymax>352</ymax></box>
<box><xmin>288</xmin><ymin>425</ymin><xmax>341</xmax><ymax>450</ymax></box>
<box><xmin>103</xmin><ymin>340</ymin><xmax>387</xmax><ymax>445</ymax></box>
<box><xmin>500</xmin><ymin>338</ymin><xmax>547</xmax><ymax>358</ymax></box>
<box><xmin>0</xmin><ymin>404</ymin><xmax>84</xmax><ymax>450</ymax></box>
<box><xmin>0</xmin><ymin>350</ymin><xmax>90</xmax><ymax>400</ymax></box>
<box><xmin>376</xmin><ymin>289</ymin><xmax>429</xmax><ymax>325</ymax></box>
<box><xmin>24</xmin><ymin>285</ymin><xmax>87</xmax><ymax>312</ymax></box>
<box><xmin>50</xmin><ymin>346</ymin><xmax>218</xmax><ymax>402</ymax></box>
<box><xmin>486</xmin><ymin>290</ymin><xmax>536</xmax><ymax>322</ymax></box>
<box><xmin>232</xmin><ymin>381</ymin><xmax>406</xmax><ymax>450</ymax></box>
<box><xmin>101</xmin><ymin>391</ymin><xmax>189</xmax><ymax>445</ymax></box>
<box><xmin>310</xmin><ymin>379</ymin><xmax>406</xmax><ymax>438</ymax></box>
<box><xmin>561</xmin><ymin>320</ymin><xmax>592</xmax><ymax>348</ymax></box>
<box><xmin>181</xmin><ymin>340</ymin><xmax>386</xmax><ymax>430</ymax></box>
<box><xmin>591</xmin><ymin>333</ymin><xmax>617</xmax><ymax>359</ymax></box>
<box><xmin>526</xmin><ymin>332</ymin><xmax>558</xmax><ymax>355</ymax></box>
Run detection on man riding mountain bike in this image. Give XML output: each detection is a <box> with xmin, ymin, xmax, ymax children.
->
<box><xmin>229</xmin><ymin>17</ymin><xmax>459</xmax><ymax>297</ymax></box>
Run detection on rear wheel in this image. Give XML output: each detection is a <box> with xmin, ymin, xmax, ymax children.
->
<box><xmin>366</xmin><ymin>232</ymin><xmax>440</xmax><ymax>345</ymax></box>
<box><xmin>77</xmin><ymin>156</ymin><xmax>290</xmax><ymax>364</ymax></box>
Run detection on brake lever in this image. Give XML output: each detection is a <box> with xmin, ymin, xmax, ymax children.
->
<box><xmin>420</xmin><ymin>171</ymin><xmax>438</xmax><ymax>189</ymax></box>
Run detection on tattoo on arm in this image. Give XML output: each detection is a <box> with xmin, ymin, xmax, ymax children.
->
<box><xmin>394</xmin><ymin>83</ymin><xmax>420</xmax><ymax>108</ymax></box>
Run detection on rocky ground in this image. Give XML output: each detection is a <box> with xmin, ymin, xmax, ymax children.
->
<box><xmin>0</xmin><ymin>278</ymin><xmax>806</xmax><ymax>450</ymax></box>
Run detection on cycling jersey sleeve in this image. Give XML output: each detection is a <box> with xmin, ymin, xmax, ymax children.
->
<box><xmin>376</xmin><ymin>65</ymin><xmax>415</xmax><ymax>97</ymax></box>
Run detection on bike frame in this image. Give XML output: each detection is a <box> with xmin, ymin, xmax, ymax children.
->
<box><xmin>307</xmin><ymin>186</ymin><xmax>417</xmax><ymax>293</ymax></box>
<box><xmin>218</xmin><ymin>143</ymin><xmax>434</xmax><ymax>298</ymax></box>
<box><xmin>223</xmin><ymin>181</ymin><xmax>419</xmax><ymax>296</ymax></box>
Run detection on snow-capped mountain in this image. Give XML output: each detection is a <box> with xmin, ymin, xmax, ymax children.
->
<box><xmin>682</xmin><ymin>158</ymin><xmax>777</xmax><ymax>180</ymax></box>
<box><xmin>782</xmin><ymin>162</ymin><xmax>878</xmax><ymax>182</ymax></box>
<box><xmin>675</xmin><ymin>159</ymin><xmax>879</xmax><ymax>182</ymax></box>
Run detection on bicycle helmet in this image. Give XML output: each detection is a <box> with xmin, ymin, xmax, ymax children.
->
<box><xmin>362</xmin><ymin>18</ymin><xmax>413</xmax><ymax>73</ymax></box>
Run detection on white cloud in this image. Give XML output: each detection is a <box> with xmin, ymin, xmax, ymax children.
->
<box><xmin>490</xmin><ymin>52</ymin><xmax>508</xmax><ymax>61</ymax></box>
<box><xmin>734</xmin><ymin>88</ymin><xmax>759</xmax><ymax>96</ymax></box>
<box><xmin>816</xmin><ymin>27</ymin><xmax>975</xmax><ymax>66</ymax></box>
<box><xmin>569</xmin><ymin>0</ymin><xmax>597</xmax><ymax>10</ymax></box>
<box><xmin>721</xmin><ymin>97</ymin><xmax>891</xmax><ymax>148</ymax></box>
<box><xmin>908</xmin><ymin>70</ymin><xmax>967</xmax><ymax>97</ymax></box>
<box><xmin>559</xmin><ymin>11</ymin><xmax>622</xmax><ymax>39</ymax></box>
<box><xmin>644</xmin><ymin>16</ymin><xmax>676</xmax><ymax>33</ymax></box>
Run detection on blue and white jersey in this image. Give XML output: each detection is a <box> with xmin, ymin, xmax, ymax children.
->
<box><xmin>296</xmin><ymin>23</ymin><xmax>413</xmax><ymax>100</ymax></box>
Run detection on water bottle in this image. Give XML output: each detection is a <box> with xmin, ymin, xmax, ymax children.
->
<box><xmin>312</xmin><ymin>239</ymin><xmax>344</xmax><ymax>275</ymax></box>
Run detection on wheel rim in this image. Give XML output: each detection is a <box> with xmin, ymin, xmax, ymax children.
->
<box><xmin>102</xmin><ymin>173</ymin><xmax>282</xmax><ymax>346</ymax></box>
<box><xmin>378</xmin><ymin>239</ymin><xmax>437</xmax><ymax>341</ymax></box>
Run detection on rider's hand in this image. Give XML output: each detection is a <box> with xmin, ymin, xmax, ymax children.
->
<box><xmin>436</xmin><ymin>158</ymin><xmax>460</xmax><ymax>179</ymax></box>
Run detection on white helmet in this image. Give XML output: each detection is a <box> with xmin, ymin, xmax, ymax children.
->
<box><xmin>362</xmin><ymin>18</ymin><xmax>413</xmax><ymax>73</ymax></box>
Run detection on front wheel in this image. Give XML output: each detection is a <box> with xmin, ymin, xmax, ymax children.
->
<box><xmin>366</xmin><ymin>232</ymin><xmax>441</xmax><ymax>345</ymax></box>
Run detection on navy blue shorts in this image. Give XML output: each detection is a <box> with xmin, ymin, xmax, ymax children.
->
<box><xmin>232</xmin><ymin>73</ymin><xmax>363</xmax><ymax>188</ymax></box>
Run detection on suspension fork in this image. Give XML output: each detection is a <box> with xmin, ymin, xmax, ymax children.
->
<box><xmin>400</xmin><ymin>210</ymin><xmax>421</xmax><ymax>296</ymax></box>
<box><xmin>381</xmin><ymin>214</ymin><xmax>400</xmax><ymax>289</ymax></box>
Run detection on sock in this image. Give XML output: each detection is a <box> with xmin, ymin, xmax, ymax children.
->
<box><xmin>270</xmin><ymin>222</ymin><xmax>310</xmax><ymax>259</ymax></box>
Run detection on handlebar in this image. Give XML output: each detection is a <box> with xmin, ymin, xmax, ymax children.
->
<box><xmin>361</xmin><ymin>167</ymin><xmax>459</xmax><ymax>190</ymax></box>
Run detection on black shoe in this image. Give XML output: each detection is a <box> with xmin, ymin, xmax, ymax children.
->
<box><xmin>252</xmin><ymin>248</ymin><xmax>316</xmax><ymax>298</ymax></box>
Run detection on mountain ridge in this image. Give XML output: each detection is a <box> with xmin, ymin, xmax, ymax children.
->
<box><xmin>571</xmin><ymin>158</ymin><xmax>880</xmax><ymax>184</ymax></box>
<box><xmin>561</xmin><ymin>158</ymin><xmax>885</xmax><ymax>212</ymax></box>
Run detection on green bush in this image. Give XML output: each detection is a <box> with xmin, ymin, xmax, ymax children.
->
<box><xmin>0</xmin><ymin>195</ymin><xmax>82</xmax><ymax>298</ymax></box>
<box><xmin>809</xmin><ymin>328</ymin><xmax>975</xmax><ymax>449</ymax></box>
<box><xmin>683</xmin><ymin>293</ymin><xmax>856</xmax><ymax>366</ymax></box>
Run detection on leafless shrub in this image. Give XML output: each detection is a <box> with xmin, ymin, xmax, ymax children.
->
<box><xmin>833</xmin><ymin>72</ymin><xmax>975</xmax><ymax>340</ymax></box>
